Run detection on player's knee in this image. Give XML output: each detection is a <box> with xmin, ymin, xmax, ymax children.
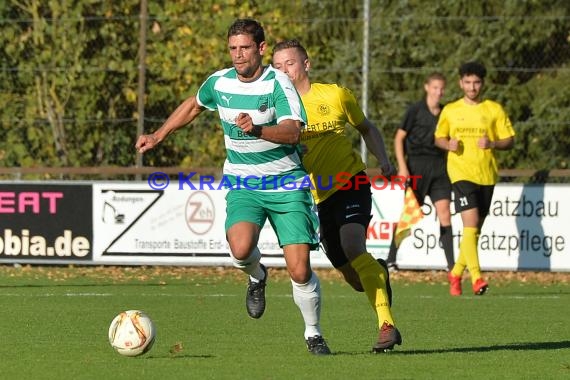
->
<box><xmin>288</xmin><ymin>266</ymin><xmax>312</xmax><ymax>284</ymax></box>
<box><xmin>339</xmin><ymin>234</ymin><xmax>367</xmax><ymax>258</ymax></box>
<box><xmin>290</xmin><ymin>271</ymin><xmax>311</xmax><ymax>284</ymax></box>
<box><xmin>437</xmin><ymin>210</ymin><xmax>452</xmax><ymax>224</ymax></box>
<box><xmin>229</xmin><ymin>248</ymin><xmax>251</xmax><ymax>262</ymax></box>
<box><xmin>229</xmin><ymin>246</ymin><xmax>260</xmax><ymax>268</ymax></box>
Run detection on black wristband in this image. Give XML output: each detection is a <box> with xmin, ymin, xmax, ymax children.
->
<box><xmin>250</xmin><ymin>125</ymin><xmax>262</xmax><ymax>137</ymax></box>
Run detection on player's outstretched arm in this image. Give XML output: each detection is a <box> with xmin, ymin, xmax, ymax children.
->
<box><xmin>136</xmin><ymin>96</ymin><xmax>204</xmax><ymax>153</ymax></box>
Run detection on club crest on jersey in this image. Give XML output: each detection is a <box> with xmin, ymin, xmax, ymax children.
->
<box><xmin>317</xmin><ymin>104</ymin><xmax>330</xmax><ymax>116</ymax></box>
<box><xmin>258</xmin><ymin>96</ymin><xmax>269</xmax><ymax>113</ymax></box>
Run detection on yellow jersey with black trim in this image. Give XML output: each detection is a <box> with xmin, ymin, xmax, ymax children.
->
<box><xmin>301</xmin><ymin>83</ymin><xmax>367</xmax><ymax>203</ymax></box>
<box><xmin>435</xmin><ymin>98</ymin><xmax>515</xmax><ymax>185</ymax></box>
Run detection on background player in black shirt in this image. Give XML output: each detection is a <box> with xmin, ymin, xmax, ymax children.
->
<box><xmin>386</xmin><ymin>73</ymin><xmax>455</xmax><ymax>275</ymax></box>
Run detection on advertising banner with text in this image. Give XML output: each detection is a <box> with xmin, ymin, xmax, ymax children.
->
<box><xmin>0</xmin><ymin>183</ymin><xmax>93</xmax><ymax>264</ymax></box>
<box><xmin>392</xmin><ymin>184</ymin><xmax>568</xmax><ymax>271</ymax></box>
<box><xmin>91</xmin><ymin>183</ymin><xmax>331</xmax><ymax>267</ymax></box>
<box><xmin>91</xmin><ymin>181</ymin><xmax>569</xmax><ymax>271</ymax></box>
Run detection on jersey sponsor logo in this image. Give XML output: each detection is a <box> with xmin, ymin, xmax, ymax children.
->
<box><xmin>221</xmin><ymin>95</ymin><xmax>232</xmax><ymax>106</ymax></box>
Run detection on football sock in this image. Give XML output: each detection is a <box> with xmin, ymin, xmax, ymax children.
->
<box><xmin>351</xmin><ymin>253</ymin><xmax>395</xmax><ymax>328</ymax></box>
<box><xmin>440</xmin><ymin>225</ymin><xmax>455</xmax><ymax>271</ymax></box>
<box><xmin>229</xmin><ymin>247</ymin><xmax>265</xmax><ymax>282</ymax></box>
<box><xmin>452</xmin><ymin>234</ymin><xmax>467</xmax><ymax>278</ymax></box>
<box><xmin>451</xmin><ymin>249</ymin><xmax>467</xmax><ymax>277</ymax></box>
<box><xmin>291</xmin><ymin>271</ymin><xmax>322</xmax><ymax>339</ymax></box>
<box><xmin>461</xmin><ymin>227</ymin><xmax>482</xmax><ymax>284</ymax></box>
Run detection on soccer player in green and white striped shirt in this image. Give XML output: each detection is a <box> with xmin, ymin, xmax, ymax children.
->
<box><xmin>135</xmin><ymin>19</ymin><xmax>330</xmax><ymax>355</ymax></box>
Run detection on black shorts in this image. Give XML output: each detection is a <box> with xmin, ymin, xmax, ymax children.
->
<box><xmin>452</xmin><ymin>180</ymin><xmax>495</xmax><ymax>219</ymax></box>
<box><xmin>317</xmin><ymin>172</ymin><xmax>372</xmax><ymax>268</ymax></box>
<box><xmin>407</xmin><ymin>156</ymin><xmax>451</xmax><ymax>205</ymax></box>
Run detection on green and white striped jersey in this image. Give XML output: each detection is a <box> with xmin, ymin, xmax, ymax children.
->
<box><xmin>196</xmin><ymin>65</ymin><xmax>309</xmax><ymax>191</ymax></box>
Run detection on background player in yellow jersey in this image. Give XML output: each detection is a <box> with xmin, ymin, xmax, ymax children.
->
<box><xmin>272</xmin><ymin>39</ymin><xmax>401</xmax><ymax>352</ymax></box>
<box><xmin>434</xmin><ymin>61</ymin><xmax>515</xmax><ymax>296</ymax></box>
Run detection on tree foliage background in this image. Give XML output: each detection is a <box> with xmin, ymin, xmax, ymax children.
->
<box><xmin>1</xmin><ymin>0</ymin><xmax>569</xmax><ymax>179</ymax></box>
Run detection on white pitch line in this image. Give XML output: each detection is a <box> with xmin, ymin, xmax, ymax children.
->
<box><xmin>0</xmin><ymin>292</ymin><xmax>240</xmax><ymax>298</ymax></box>
<box><xmin>0</xmin><ymin>292</ymin><xmax>563</xmax><ymax>299</ymax></box>
<box><xmin>0</xmin><ymin>293</ymin><xmax>113</xmax><ymax>297</ymax></box>
<box><xmin>0</xmin><ymin>292</ymin><xmax>295</xmax><ymax>298</ymax></box>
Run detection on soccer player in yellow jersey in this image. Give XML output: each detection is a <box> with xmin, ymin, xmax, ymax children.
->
<box><xmin>272</xmin><ymin>39</ymin><xmax>401</xmax><ymax>352</ymax></box>
<box><xmin>434</xmin><ymin>61</ymin><xmax>515</xmax><ymax>296</ymax></box>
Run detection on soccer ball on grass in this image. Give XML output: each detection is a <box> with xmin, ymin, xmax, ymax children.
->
<box><xmin>108</xmin><ymin>310</ymin><xmax>156</xmax><ymax>357</ymax></box>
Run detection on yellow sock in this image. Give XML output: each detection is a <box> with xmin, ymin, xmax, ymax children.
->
<box><xmin>460</xmin><ymin>227</ymin><xmax>482</xmax><ymax>284</ymax></box>
<box><xmin>351</xmin><ymin>253</ymin><xmax>394</xmax><ymax>327</ymax></box>
<box><xmin>452</xmin><ymin>252</ymin><xmax>466</xmax><ymax>278</ymax></box>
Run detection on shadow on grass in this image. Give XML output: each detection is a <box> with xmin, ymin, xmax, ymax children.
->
<box><xmin>332</xmin><ymin>340</ymin><xmax>570</xmax><ymax>356</ymax></box>
<box><xmin>395</xmin><ymin>340</ymin><xmax>570</xmax><ymax>355</ymax></box>
<box><xmin>146</xmin><ymin>354</ymin><xmax>216</xmax><ymax>360</ymax></box>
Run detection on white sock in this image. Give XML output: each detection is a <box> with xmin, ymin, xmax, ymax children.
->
<box><xmin>291</xmin><ymin>271</ymin><xmax>322</xmax><ymax>339</ymax></box>
<box><xmin>229</xmin><ymin>247</ymin><xmax>265</xmax><ymax>282</ymax></box>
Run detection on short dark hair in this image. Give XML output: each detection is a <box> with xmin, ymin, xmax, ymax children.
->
<box><xmin>459</xmin><ymin>61</ymin><xmax>487</xmax><ymax>79</ymax></box>
<box><xmin>272</xmin><ymin>39</ymin><xmax>309</xmax><ymax>61</ymax></box>
<box><xmin>227</xmin><ymin>19</ymin><xmax>265</xmax><ymax>46</ymax></box>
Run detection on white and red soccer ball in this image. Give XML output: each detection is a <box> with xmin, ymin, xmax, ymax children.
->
<box><xmin>108</xmin><ymin>310</ymin><xmax>156</xmax><ymax>357</ymax></box>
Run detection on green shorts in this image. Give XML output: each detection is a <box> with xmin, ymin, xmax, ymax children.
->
<box><xmin>225</xmin><ymin>189</ymin><xmax>319</xmax><ymax>250</ymax></box>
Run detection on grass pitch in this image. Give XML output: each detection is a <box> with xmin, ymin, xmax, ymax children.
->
<box><xmin>1</xmin><ymin>265</ymin><xmax>569</xmax><ymax>379</ymax></box>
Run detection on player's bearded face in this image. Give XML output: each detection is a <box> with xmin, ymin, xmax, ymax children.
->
<box><xmin>460</xmin><ymin>75</ymin><xmax>483</xmax><ymax>101</ymax></box>
<box><xmin>228</xmin><ymin>35</ymin><xmax>265</xmax><ymax>81</ymax></box>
